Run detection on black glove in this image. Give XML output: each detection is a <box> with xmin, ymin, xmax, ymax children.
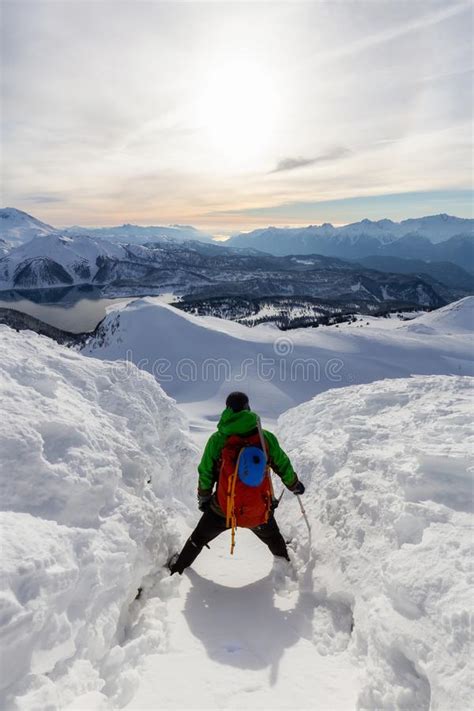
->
<box><xmin>290</xmin><ymin>480</ymin><xmax>305</xmax><ymax>496</ymax></box>
<box><xmin>198</xmin><ymin>492</ymin><xmax>212</xmax><ymax>512</ymax></box>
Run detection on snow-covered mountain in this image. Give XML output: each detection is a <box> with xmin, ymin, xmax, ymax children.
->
<box><xmin>0</xmin><ymin>207</ymin><xmax>215</xmax><ymax>248</ymax></box>
<box><xmin>81</xmin><ymin>296</ymin><xmax>474</xmax><ymax>423</ymax></box>
<box><xmin>229</xmin><ymin>215</ymin><xmax>474</xmax><ymax>263</ymax></box>
<box><xmin>64</xmin><ymin>222</ymin><xmax>215</xmax><ymax>245</ymax></box>
<box><xmin>0</xmin><ymin>233</ymin><xmax>126</xmax><ymax>288</ymax></box>
<box><xmin>0</xmin><ymin>207</ymin><xmax>57</xmax><ymax>246</ymax></box>
<box><xmin>1</xmin><ymin>302</ymin><xmax>472</xmax><ymax>708</ymax></box>
<box><xmin>401</xmin><ymin>296</ymin><xmax>474</xmax><ymax>334</ymax></box>
<box><xmin>397</xmin><ymin>213</ymin><xmax>473</xmax><ymax>242</ymax></box>
<box><xmin>0</xmin><ymin>231</ymin><xmax>452</xmax><ymax>309</ymax></box>
<box><xmin>340</xmin><ymin>213</ymin><xmax>472</xmax><ymax>243</ymax></box>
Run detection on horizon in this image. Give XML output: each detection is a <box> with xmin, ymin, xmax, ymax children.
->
<box><xmin>3</xmin><ymin>204</ymin><xmax>473</xmax><ymax>240</ymax></box>
<box><xmin>2</xmin><ymin>1</ymin><xmax>473</xmax><ymax>233</ymax></box>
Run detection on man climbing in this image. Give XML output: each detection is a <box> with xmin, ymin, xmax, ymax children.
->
<box><xmin>169</xmin><ymin>391</ymin><xmax>305</xmax><ymax>575</ymax></box>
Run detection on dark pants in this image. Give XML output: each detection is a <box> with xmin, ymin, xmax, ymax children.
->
<box><xmin>171</xmin><ymin>507</ymin><xmax>289</xmax><ymax>574</ymax></box>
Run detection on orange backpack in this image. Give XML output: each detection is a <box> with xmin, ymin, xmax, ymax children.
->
<box><xmin>216</xmin><ymin>431</ymin><xmax>273</xmax><ymax>554</ymax></box>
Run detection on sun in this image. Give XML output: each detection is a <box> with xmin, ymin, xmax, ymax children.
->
<box><xmin>196</xmin><ymin>59</ymin><xmax>279</xmax><ymax>169</ymax></box>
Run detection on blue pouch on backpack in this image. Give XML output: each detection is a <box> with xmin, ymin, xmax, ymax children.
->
<box><xmin>237</xmin><ymin>446</ymin><xmax>266</xmax><ymax>487</ymax></box>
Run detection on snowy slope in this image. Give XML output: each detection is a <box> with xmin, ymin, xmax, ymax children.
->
<box><xmin>402</xmin><ymin>296</ymin><xmax>474</xmax><ymax>334</ymax></box>
<box><xmin>0</xmin><ymin>208</ymin><xmax>57</xmax><ymax>246</ymax></box>
<box><xmin>0</xmin><ymin>327</ymin><xmax>197</xmax><ymax>709</ymax></box>
<box><xmin>277</xmin><ymin>376</ymin><xmax>473</xmax><ymax>710</ymax></box>
<box><xmin>0</xmin><ymin>233</ymin><xmax>126</xmax><ymax>288</ymax></box>
<box><xmin>64</xmin><ymin>223</ymin><xmax>214</xmax><ymax>245</ymax></box>
<box><xmin>82</xmin><ymin>297</ymin><xmax>474</xmax><ymax>434</ymax></box>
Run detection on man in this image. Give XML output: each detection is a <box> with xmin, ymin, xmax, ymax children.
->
<box><xmin>169</xmin><ymin>391</ymin><xmax>304</xmax><ymax>575</ymax></box>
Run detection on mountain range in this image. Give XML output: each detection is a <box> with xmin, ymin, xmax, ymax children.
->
<box><xmin>0</xmin><ymin>208</ymin><xmax>473</xmax><ymax>315</ymax></box>
<box><xmin>0</xmin><ymin>207</ymin><xmax>214</xmax><ymax>247</ymax></box>
<box><xmin>2</xmin><ymin>206</ymin><xmax>472</xmax><ymax>272</ymax></box>
<box><xmin>1</xmin><ymin>208</ymin><xmax>472</xmax><ymax>251</ymax></box>
<box><xmin>228</xmin><ymin>216</ymin><xmax>474</xmax><ymax>268</ymax></box>
<box><xmin>0</xmin><ymin>230</ymin><xmax>456</xmax><ymax>310</ymax></box>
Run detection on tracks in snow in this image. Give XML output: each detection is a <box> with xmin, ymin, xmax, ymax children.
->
<box><xmin>123</xmin><ymin>529</ymin><xmax>360</xmax><ymax>710</ymax></box>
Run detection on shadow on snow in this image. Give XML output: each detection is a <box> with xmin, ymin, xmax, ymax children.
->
<box><xmin>183</xmin><ymin>563</ymin><xmax>317</xmax><ymax>685</ymax></box>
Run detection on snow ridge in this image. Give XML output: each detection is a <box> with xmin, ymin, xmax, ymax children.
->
<box><xmin>402</xmin><ymin>295</ymin><xmax>474</xmax><ymax>334</ymax></box>
<box><xmin>278</xmin><ymin>375</ymin><xmax>473</xmax><ymax>710</ymax></box>
<box><xmin>0</xmin><ymin>327</ymin><xmax>197</xmax><ymax>709</ymax></box>
<box><xmin>81</xmin><ymin>297</ymin><xmax>474</xmax><ymax>422</ymax></box>
<box><xmin>0</xmin><ymin>208</ymin><xmax>56</xmax><ymax>247</ymax></box>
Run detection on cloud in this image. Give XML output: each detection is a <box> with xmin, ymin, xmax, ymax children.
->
<box><xmin>2</xmin><ymin>1</ymin><xmax>471</xmax><ymax>230</ymax></box>
<box><xmin>23</xmin><ymin>195</ymin><xmax>64</xmax><ymax>204</ymax></box>
<box><xmin>271</xmin><ymin>147</ymin><xmax>351</xmax><ymax>173</ymax></box>
<box><xmin>314</xmin><ymin>0</ymin><xmax>472</xmax><ymax>66</ymax></box>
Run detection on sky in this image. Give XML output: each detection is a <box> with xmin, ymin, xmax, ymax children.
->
<box><xmin>1</xmin><ymin>0</ymin><xmax>473</xmax><ymax>235</ymax></box>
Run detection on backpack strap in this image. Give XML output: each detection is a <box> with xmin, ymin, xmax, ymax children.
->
<box><xmin>256</xmin><ymin>416</ymin><xmax>274</xmax><ymax>503</ymax></box>
<box><xmin>256</xmin><ymin>416</ymin><xmax>268</xmax><ymax>464</ymax></box>
<box><xmin>226</xmin><ymin>448</ymin><xmax>243</xmax><ymax>554</ymax></box>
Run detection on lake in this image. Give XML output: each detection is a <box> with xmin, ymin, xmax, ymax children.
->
<box><xmin>0</xmin><ymin>286</ymin><xmax>135</xmax><ymax>333</ymax></box>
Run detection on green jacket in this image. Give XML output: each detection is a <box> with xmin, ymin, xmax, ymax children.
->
<box><xmin>198</xmin><ymin>408</ymin><xmax>298</xmax><ymax>494</ymax></box>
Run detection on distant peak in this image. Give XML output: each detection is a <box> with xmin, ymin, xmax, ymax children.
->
<box><xmin>1</xmin><ymin>207</ymin><xmax>30</xmax><ymax>217</ymax></box>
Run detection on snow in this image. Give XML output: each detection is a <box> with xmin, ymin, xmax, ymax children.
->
<box><xmin>1</xmin><ymin>294</ymin><xmax>473</xmax><ymax>710</ymax></box>
<box><xmin>81</xmin><ymin>297</ymin><xmax>474</xmax><ymax>439</ymax></box>
<box><xmin>125</xmin><ymin>531</ymin><xmax>360</xmax><ymax>711</ymax></box>
<box><xmin>230</xmin><ymin>214</ymin><xmax>473</xmax><ymax>252</ymax></box>
<box><xmin>0</xmin><ymin>208</ymin><xmax>57</xmax><ymax>247</ymax></box>
<box><xmin>291</xmin><ymin>258</ymin><xmax>315</xmax><ymax>265</ymax></box>
<box><xmin>238</xmin><ymin>302</ymin><xmax>327</xmax><ymax>326</ymax></box>
<box><xmin>277</xmin><ymin>375</ymin><xmax>474</xmax><ymax>710</ymax></box>
<box><xmin>0</xmin><ymin>233</ymin><xmax>126</xmax><ymax>288</ymax></box>
<box><xmin>64</xmin><ymin>223</ymin><xmax>214</xmax><ymax>245</ymax></box>
<box><xmin>0</xmin><ymin>239</ymin><xmax>10</xmax><ymax>257</ymax></box>
<box><xmin>402</xmin><ymin>295</ymin><xmax>474</xmax><ymax>334</ymax></box>
<box><xmin>328</xmin><ymin>311</ymin><xmax>424</xmax><ymax>331</ymax></box>
<box><xmin>397</xmin><ymin>214</ymin><xmax>474</xmax><ymax>244</ymax></box>
<box><xmin>0</xmin><ymin>326</ymin><xmax>197</xmax><ymax>709</ymax></box>
<box><xmin>338</xmin><ymin>214</ymin><xmax>473</xmax><ymax>243</ymax></box>
<box><xmin>0</xmin><ymin>208</ymin><xmax>214</xmax><ymax>248</ymax></box>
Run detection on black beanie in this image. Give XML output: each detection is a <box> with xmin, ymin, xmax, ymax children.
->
<box><xmin>226</xmin><ymin>391</ymin><xmax>250</xmax><ymax>412</ymax></box>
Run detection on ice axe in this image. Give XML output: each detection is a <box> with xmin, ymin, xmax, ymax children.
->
<box><xmin>278</xmin><ymin>489</ymin><xmax>312</xmax><ymax>551</ymax></box>
<box><xmin>296</xmin><ymin>494</ymin><xmax>312</xmax><ymax>550</ymax></box>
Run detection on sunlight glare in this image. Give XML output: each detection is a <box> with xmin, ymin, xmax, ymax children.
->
<box><xmin>196</xmin><ymin>59</ymin><xmax>279</xmax><ymax>169</ymax></box>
